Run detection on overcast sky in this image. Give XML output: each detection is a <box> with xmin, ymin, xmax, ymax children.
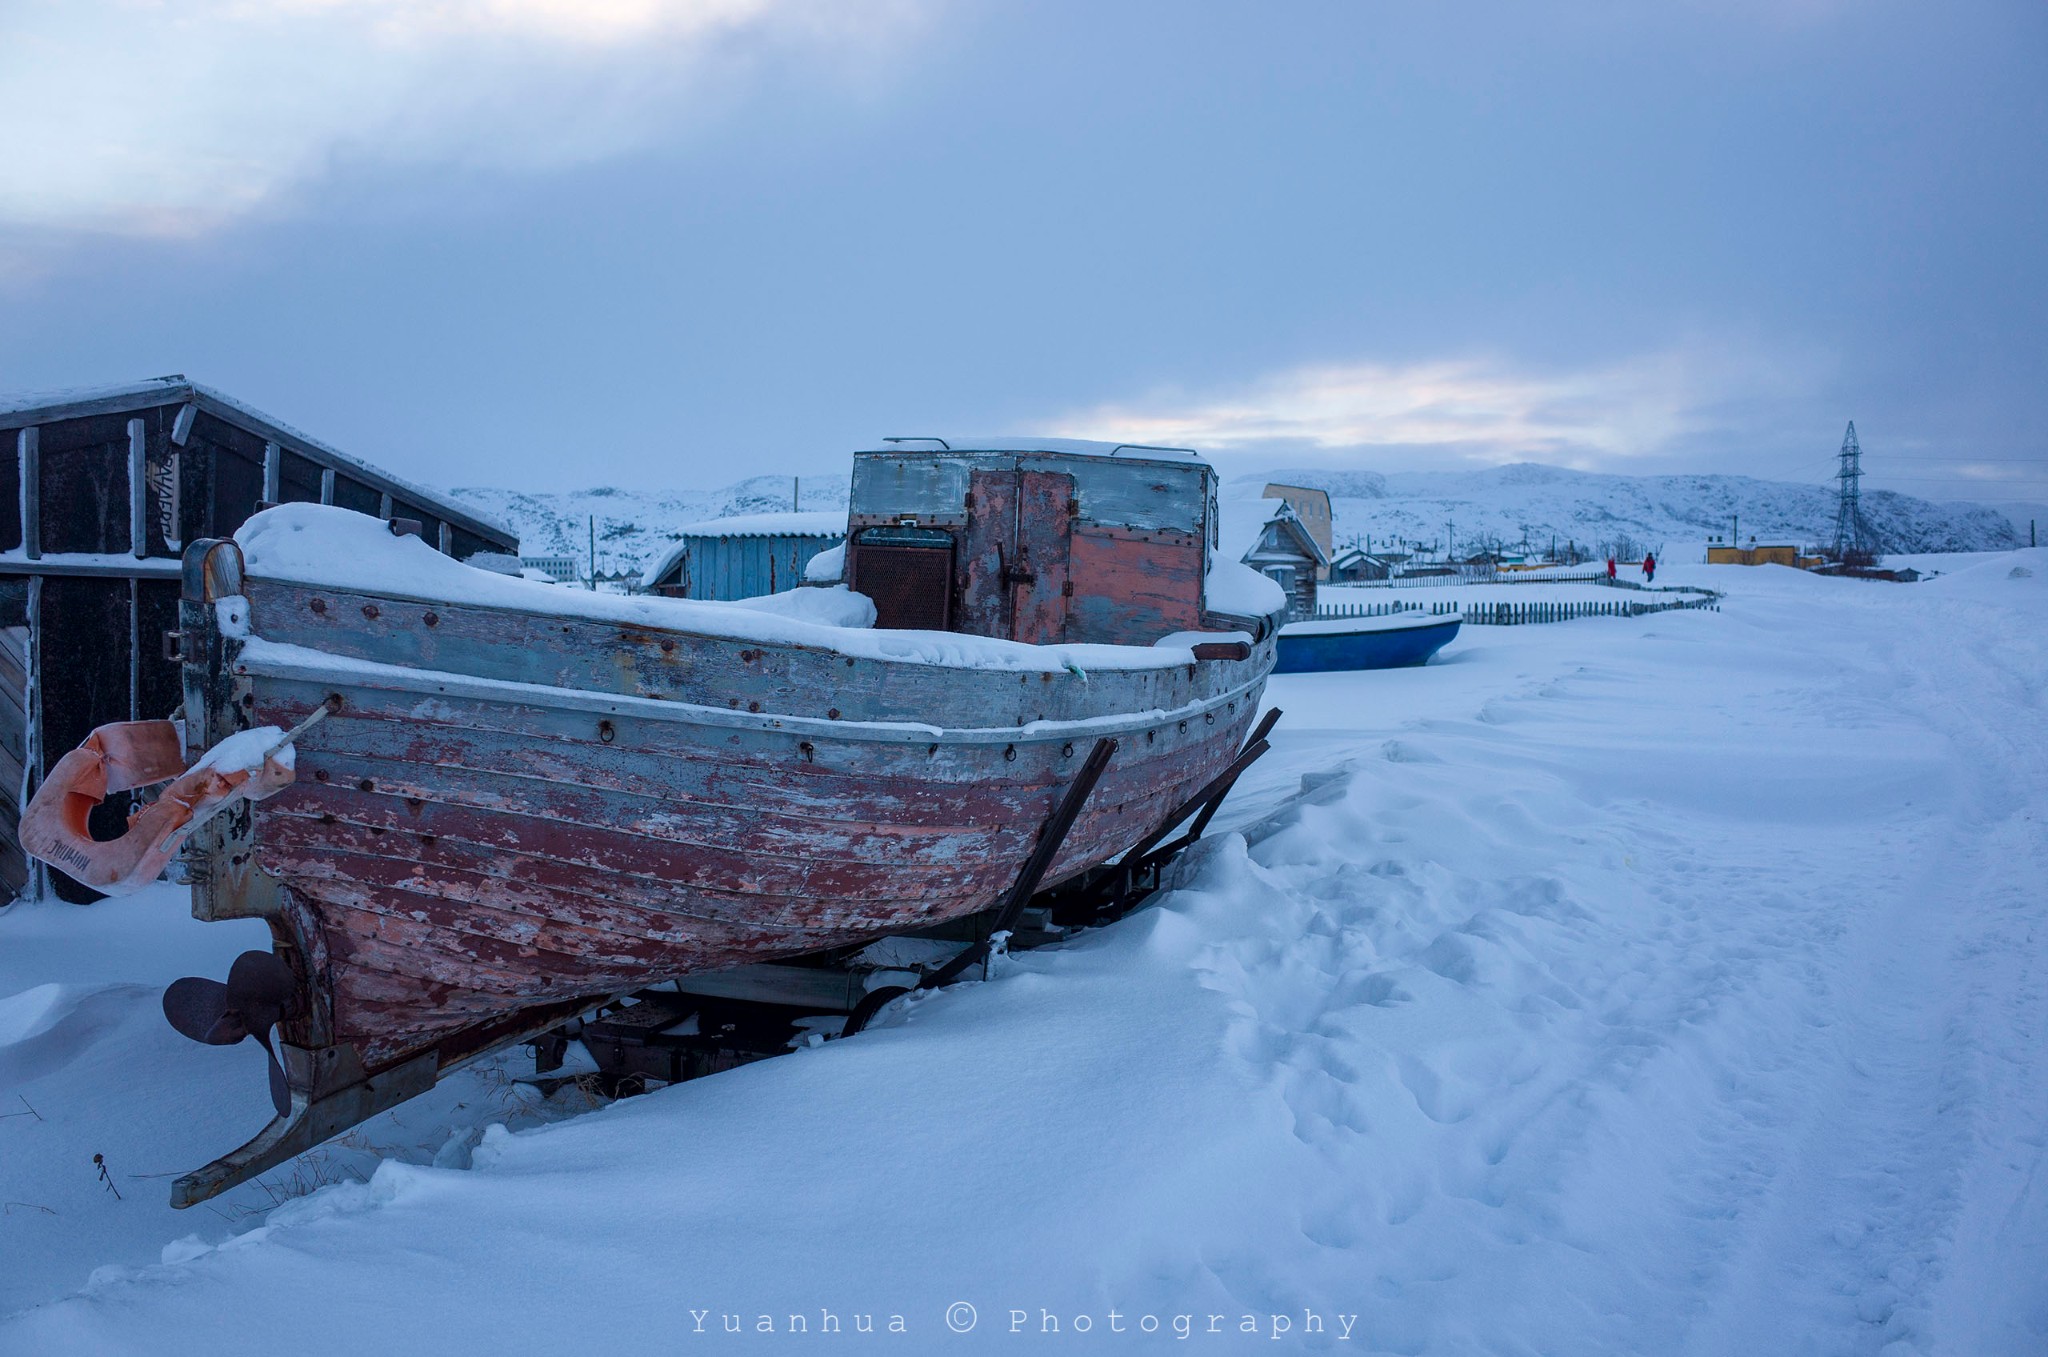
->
<box><xmin>2</xmin><ymin>1</ymin><xmax>2043</xmax><ymax>505</ymax></box>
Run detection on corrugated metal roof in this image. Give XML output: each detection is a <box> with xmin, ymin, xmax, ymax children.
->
<box><xmin>863</xmin><ymin>436</ymin><xmax>1206</xmax><ymax>464</ymax></box>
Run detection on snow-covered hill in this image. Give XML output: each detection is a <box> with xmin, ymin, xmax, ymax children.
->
<box><xmin>447</xmin><ymin>463</ymin><xmax>2016</xmax><ymax>574</ymax></box>
<box><xmin>448</xmin><ymin>476</ymin><xmax>849</xmax><ymax>577</ymax></box>
<box><xmin>1241</xmin><ymin>463</ymin><xmax>2021</xmax><ymax>557</ymax></box>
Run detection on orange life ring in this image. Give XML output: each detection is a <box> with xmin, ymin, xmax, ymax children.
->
<box><xmin>18</xmin><ymin>720</ymin><xmax>295</xmax><ymax>896</ymax></box>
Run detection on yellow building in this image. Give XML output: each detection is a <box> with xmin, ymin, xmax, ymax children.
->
<box><xmin>1706</xmin><ymin>542</ymin><xmax>1825</xmax><ymax>568</ymax></box>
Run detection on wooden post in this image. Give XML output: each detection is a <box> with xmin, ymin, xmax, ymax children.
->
<box><xmin>128</xmin><ymin>418</ymin><xmax>147</xmax><ymax>557</ymax></box>
<box><xmin>23</xmin><ymin>574</ymin><xmax>43</xmax><ymax>899</ymax></box>
<box><xmin>262</xmin><ymin>442</ymin><xmax>281</xmax><ymax>504</ymax></box>
<box><xmin>438</xmin><ymin>521</ymin><xmax>453</xmax><ymax>556</ymax></box>
<box><xmin>128</xmin><ymin>579</ymin><xmax>140</xmax><ymax>722</ymax></box>
<box><xmin>379</xmin><ymin>491</ymin><xmax>393</xmax><ymax>519</ymax></box>
<box><xmin>319</xmin><ymin>468</ymin><xmax>335</xmax><ymax>505</ymax></box>
<box><xmin>17</xmin><ymin>426</ymin><xmax>38</xmax><ymax>561</ymax></box>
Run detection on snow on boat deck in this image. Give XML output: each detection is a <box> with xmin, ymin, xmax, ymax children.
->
<box><xmin>234</xmin><ymin>504</ymin><xmax>1226</xmax><ymax>673</ymax></box>
<box><xmin>3</xmin><ymin>552</ymin><xmax>2045</xmax><ymax>1354</ymax></box>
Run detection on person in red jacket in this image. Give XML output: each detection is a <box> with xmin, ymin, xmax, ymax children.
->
<box><xmin>1642</xmin><ymin>551</ymin><xmax>1657</xmax><ymax>583</ymax></box>
<box><xmin>1606</xmin><ymin>556</ymin><xmax>1617</xmax><ymax>581</ymax></box>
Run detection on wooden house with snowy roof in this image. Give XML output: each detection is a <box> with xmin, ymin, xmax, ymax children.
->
<box><xmin>1221</xmin><ymin>496</ymin><xmax>1327</xmax><ymax>622</ymax></box>
<box><xmin>0</xmin><ymin>376</ymin><xmax>518</xmax><ymax>901</ymax></box>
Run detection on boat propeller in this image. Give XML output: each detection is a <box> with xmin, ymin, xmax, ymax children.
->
<box><xmin>162</xmin><ymin>951</ymin><xmax>297</xmax><ymax>1117</ymax></box>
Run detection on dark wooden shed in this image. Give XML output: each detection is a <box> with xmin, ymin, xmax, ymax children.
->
<box><xmin>0</xmin><ymin>376</ymin><xmax>518</xmax><ymax>902</ymax></box>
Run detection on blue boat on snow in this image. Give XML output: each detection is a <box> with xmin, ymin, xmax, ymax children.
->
<box><xmin>1273</xmin><ymin>611</ymin><xmax>1462</xmax><ymax>673</ymax></box>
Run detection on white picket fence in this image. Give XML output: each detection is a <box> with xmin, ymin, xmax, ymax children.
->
<box><xmin>1313</xmin><ymin>590</ymin><xmax>1722</xmax><ymax>626</ymax></box>
<box><xmin>1457</xmin><ymin>596</ymin><xmax>1719</xmax><ymax>625</ymax></box>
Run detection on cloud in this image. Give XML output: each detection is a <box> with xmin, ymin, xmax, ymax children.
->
<box><xmin>1051</xmin><ymin>347</ymin><xmax>1825</xmax><ymax>471</ymax></box>
<box><xmin>0</xmin><ymin>0</ymin><xmax>924</xmax><ymax>237</ymax></box>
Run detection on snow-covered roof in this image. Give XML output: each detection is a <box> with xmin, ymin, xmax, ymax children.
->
<box><xmin>1217</xmin><ymin>496</ymin><xmax>1329</xmax><ymax>568</ymax></box>
<box><xmin>668</xmin><ymin>510</ymin><xmax>848</xmax><ymax>539</ymax></box>
<box><xmin>0</xmin><ymin>375</ymin><xmax>516</xmax><ymax>546</ymax></box>
<box><xmin>638</xmin><ymin>511</ymin><xmax>847</xmax><ymax>589</ymax></box>
<box><xmin>865</xmin><ymin>436</ymin><xmax>1207</xmax><ymax>464</ymax></box>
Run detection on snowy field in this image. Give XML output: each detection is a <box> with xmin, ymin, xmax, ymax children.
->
<box><xmin>3</xmin><ymin>553</ymin><xmax>2044</xmax><ymax>1354</ymax></box>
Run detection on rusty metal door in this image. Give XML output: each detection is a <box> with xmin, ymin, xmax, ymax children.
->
<box><xmin>958</xmin><ymin>466</ymin><xmax>1074</xmax><ymax>643</ymax></box>
<box><xmin>958</xmin><ymin>469</ymin><xmax>1018</xmax><ymax>637</ymax></box>
<box><xmin>1010</xmin><ymin>469</ymin><xmax>1073</xmax><ymax>644</ymax></box>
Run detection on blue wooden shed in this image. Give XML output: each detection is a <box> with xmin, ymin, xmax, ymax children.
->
<box><xmin>639</xmin><ymin>511</ymin><xmax>846</xmax><ymax>600</ymax></box>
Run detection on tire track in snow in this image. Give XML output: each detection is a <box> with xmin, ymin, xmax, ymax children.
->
<box><xmin>1181</xmin><ymin>608</ymin><xmax>2002</xmax><ymax>1353</ymax></box>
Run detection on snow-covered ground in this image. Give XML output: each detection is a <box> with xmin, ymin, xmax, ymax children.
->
<box><xmin>448</xmin><ymin>476</ymin><xmax>851</xmax><ymax>581</ymax></box>
<box><xmin>3</xmin><ymin>552</ymin><xmax>2044</xmax><ymax>1354</ymax></box>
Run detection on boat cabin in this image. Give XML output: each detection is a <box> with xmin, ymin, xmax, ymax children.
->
<box><xmin>843</xmin><ymin>438</ymin><xmax>1238</xmax><ymax>646</ymax></box>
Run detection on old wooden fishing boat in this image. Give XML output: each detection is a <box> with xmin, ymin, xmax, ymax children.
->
<box><xmin>23</xmin><ymin>438</ymin><xmax>1283</xmax><ymax>1204</ymax></box>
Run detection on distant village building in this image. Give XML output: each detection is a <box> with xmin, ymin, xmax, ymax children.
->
<box><xmin>518</xmin><ymin>555</ymin><xmax>580</xmax><ymax>583</ymax></box>
<box><xmin>0</xmin><ymin>376</ymin><xmax>518</xmax><ymax>901</ymax></box>
<box><xmin>1262</xmin><ymin>483</ymin><xmax>1334</xmax><ymax>579</ymax></box>
<box><xmin>1329</xmin><ymin>547</ymin><xmax>1397</xmax><ymax>583</ymax></box>
<box><xmin>1222</xmin><ymin>497</ymin><xmax>1327</xmax><ymax>621</ymax></box>
<box><xmin>1705</xmin><ymin>539</ymin><xmax>1825</xmax><ymax>569</ymax></box>
<box><xmin>640</xmin><ymin>511</ymin><xmax>846</xmax><ymax>600</ymax></box>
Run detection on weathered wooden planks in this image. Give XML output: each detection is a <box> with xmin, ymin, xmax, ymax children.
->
<box><xmin>226</xmin><ymin>645</ymin><xmax>1259</xmax><ymax>1072</ymax></box>
<box><xmin>1067</xmin><ymin>525</ymin><xmax>1207</xmax><ymax>643</ymax></box>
